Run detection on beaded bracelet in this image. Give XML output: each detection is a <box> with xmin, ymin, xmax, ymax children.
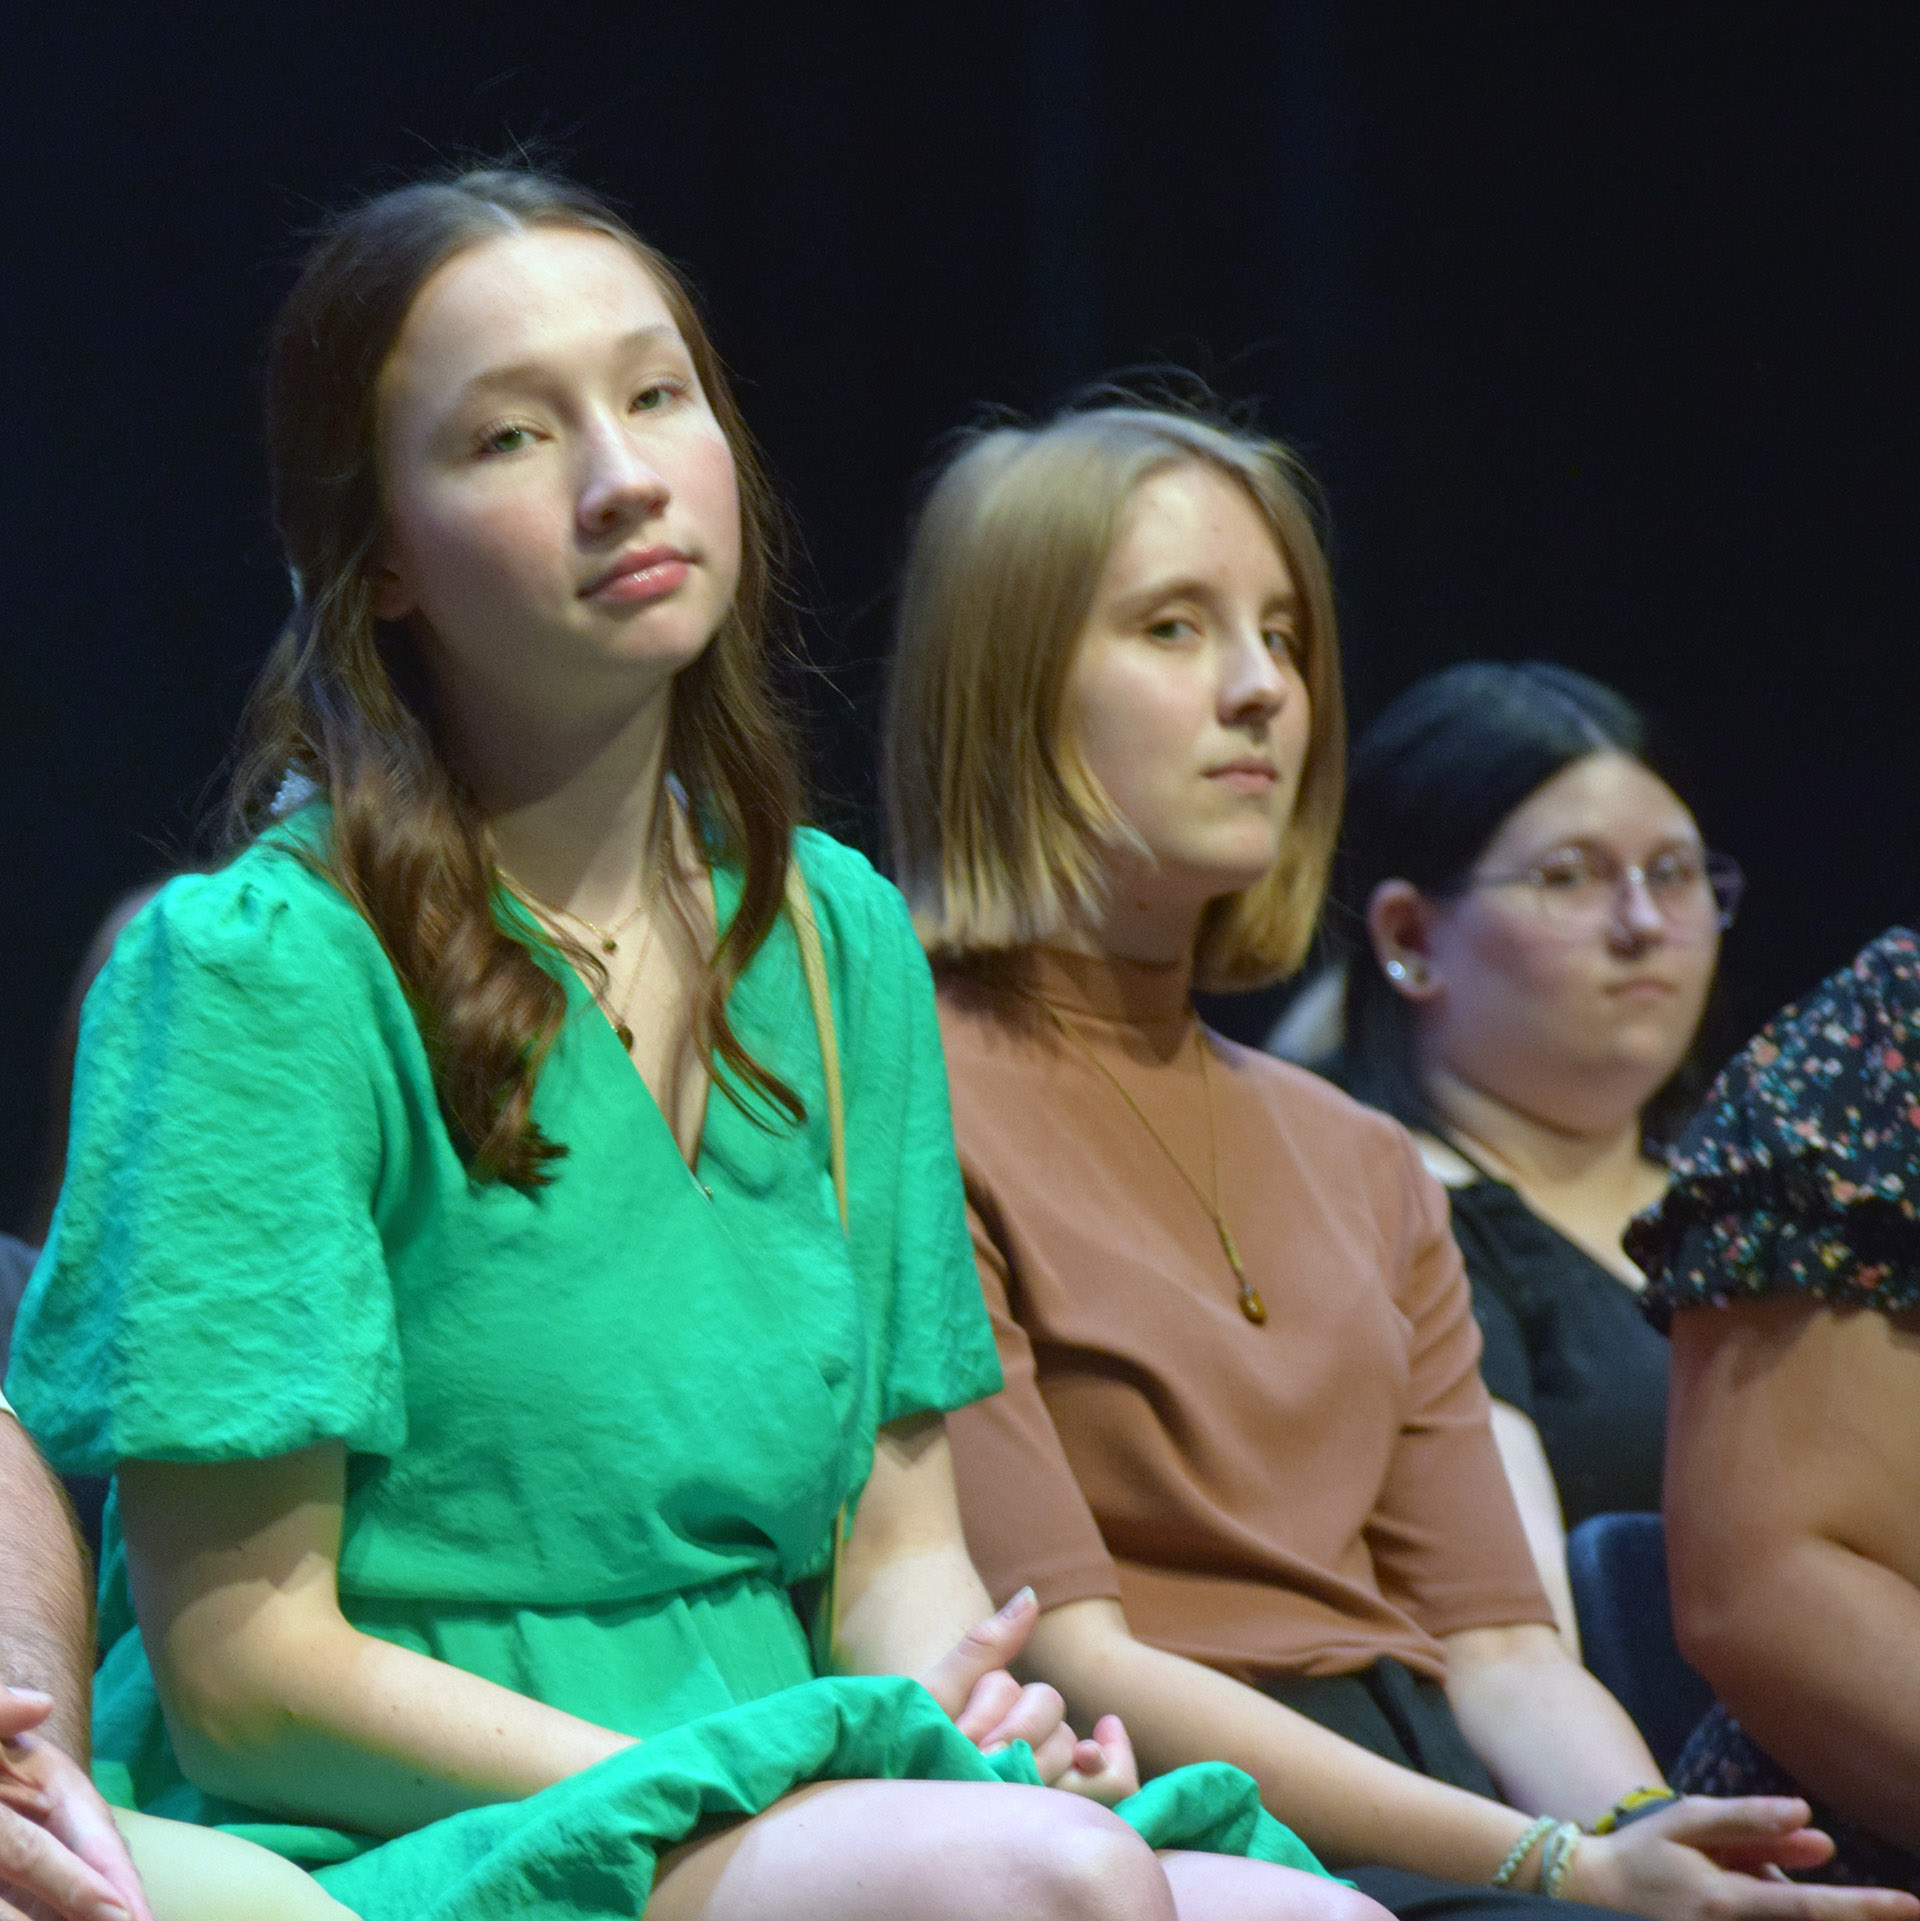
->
<box><xmin>1491</xmin><ymin>1815</ymin><xmax>1557</xmax><ymax>1889</ymax></box>
<box><xmin>1540</xmin><ymin>1820</ymin><xmax>1584</xmax><ymax>1898</ymax></box>
<box><xmin>1591</xmin><ymin>1786</ymin><xmax>1678</xmax><ymax>1835</ymax></box>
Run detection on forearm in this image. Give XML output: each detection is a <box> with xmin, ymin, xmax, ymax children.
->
<box><xmin>162</xmin><ymin>1610</ymin><xmax>633</xmax><ymax>1836</ymax></box>
<box><xmin>0</xmin><ymin>1416</ymin><xmax>95</xmax><ymax>1759</ymax></box>
<box><xmin>834</xmin><ymin>1415</ymin><xmax>1001</xmax><ymax>1683</ymax></box>
<box><xmin>1443</xmin><ymin>1624</ymin><xmax>1658</xmax><ymax>1817</ymax></box>
<box><xmin>1486</xmin><ymin>1403</ymin><xmax>1580</xmax><ymax>1652</ymax></box>
<box><xmin>834</xmin><ymin>1535</ymin><xmax>993</xmax><ymax>1680</ymax></box>
<box><xmin>1686</xmin><ymin>1536</ymin><xmax>1920</xmax><ymax>1852</ymax></box>
<box><xmin>1027</xmin><ymin>1600</ymin><xmax>1534</xmax><ymax>1877</ymax></box>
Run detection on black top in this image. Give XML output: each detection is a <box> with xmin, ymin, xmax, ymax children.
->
<box><xmin>1448</xmin><ymin>1178</ymin><xmax>1668</xmax><ymax>1525</ymax></box>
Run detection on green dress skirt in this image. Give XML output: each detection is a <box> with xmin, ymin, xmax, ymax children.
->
<box><xmin>9</xmin><ymin>814</ymin><xmax>1327</xmax><ymax>1919</ymax></box>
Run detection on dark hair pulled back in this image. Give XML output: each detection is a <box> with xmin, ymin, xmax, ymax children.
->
<box><xmin>230</xmin><ymin>168</ymin><xmax>804</xmax><ymax>1188</ymax></box>
<box><xmin>1331</xmin><ymin>661</ymin><xmax>1655</xmax><ymax>1132</ymax></box>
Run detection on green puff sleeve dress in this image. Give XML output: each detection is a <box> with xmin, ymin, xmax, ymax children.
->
<box><xmin>7</xmin><ymin>812</ymin><xmax>1329</xmax><ymax>1920</ymax></box>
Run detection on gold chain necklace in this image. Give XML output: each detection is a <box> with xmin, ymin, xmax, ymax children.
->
<box><xmin>1025</xmin><ymin>994</ymin><xmax>1267</xmax><ymax>1325</ymax></box>
<box><xmin>502</xmin><ymin>851</ymin><xmax>667</xmax><ymax>1054</ymax></box>
<box><xmin>505</xmin><ymin>885</ymin><xmax>649</xmax><ymax>955</ymax></box>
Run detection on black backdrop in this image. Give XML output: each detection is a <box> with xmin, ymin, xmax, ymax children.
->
<box><xmin>5</xmin><ymin>3</ymin><xmax>1917</xmax><ymax>1235</ymax></box>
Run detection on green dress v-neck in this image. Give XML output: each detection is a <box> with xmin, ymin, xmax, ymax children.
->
<box><xmin>7</xmin><ymin>810</ymin><xmax>1328</xmax><ymax>1919</ymax></box>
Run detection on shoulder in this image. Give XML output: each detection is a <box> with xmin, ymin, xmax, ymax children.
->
<box><xmin>790</xmin><ymin>828</ymin><xmax>916</xmax><ymax>946</ymax></box>
<box><xmin>931</xmin><ymin>966</ymin><xmax>1055</xmax><ymax>1090</ymax></box>
<box><xmin>92</xmin><ymin>818</ymin><xmax>402</xmax><ymax>1049</ymax></box>
<box><xmin>785</xmin><ymin>830</ymin><xmax>937</xmax><ymax>1042</ymax></box>
<box><xmin>1213</xmin><ymin>1035</ymin><xmax>1433</xmax><ymax>1179</ymax></box>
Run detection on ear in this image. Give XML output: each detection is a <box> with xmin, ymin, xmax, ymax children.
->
<box><xmin>366</xmin><ymin>554</ymin><xmax>416</xmax><ymax>624</ymax></box>
<box><xmin>1366</xmin><ymin>880</ymin><xmax>1443</xmax><ymax>1001</ymax></box>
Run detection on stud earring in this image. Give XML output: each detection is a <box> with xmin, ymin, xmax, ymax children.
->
<box><xmin>1385</xmin><ymin>958</ymin><xmax>1426</xmax><ymax>988</ymax></box>
<box><xmin>1385</xmin><ymin>959</ymin><xmax>1408</xmax><ymax>982</ymax></box>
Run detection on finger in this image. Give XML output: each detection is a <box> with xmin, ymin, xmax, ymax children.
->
<box><xmin>0</xmin><ymin>1698</ymin><xmax>51</xmax><ymax>1743</ymax></box>
<box><xmin>1088</xmin><ymin>1713</ymin><xmax>1138</xmax><ymax>1791</ymax></box>
<box><xmin>27</xmin><ymin>1758</ymin><xmax>155</xmax><ymax>1921</ymax></box>
<box><xmin>1706</xmin><ymin>1829</ymin><xmax>1837</xmax><ymax>1875</ymax></box>
<box><xmin>952</xmin><ymin>1671</ymin><xmax>1024</xmax><ymax>1745</ymax></box>
<box><xmin>1052</xmin><ymin>1718</ymin><xmax>1141</xmax><ymax>1807</ymax></box>
<box><xmin>1712</xmin><ymin>1878</ymin><xmax>1920</xmax><ymax>1921</ymax></box>
<box><xmin>1023</xmin><ymin>1723</ymin><xmax>1081</xmax><ymax>1787</ymax></box>
<box><xmin>0</xmin><ymin>1805</ymin><xmax>132</xmax><ymax>1921</ymax></box>
<box><xmin>976</xmin><ymin>1681</ymin><xmax>1068</xmax><ymax>1758</ymax></box>
<box><xmin>1654</xmin><ymin>1795</ymin><xmax>1816</xmax><ymax>1842</ymax></box>
<box><xmin>918</xmin><ymin>1589</ymin><xmax>1037</xmax><ymax>1718</ymax></box>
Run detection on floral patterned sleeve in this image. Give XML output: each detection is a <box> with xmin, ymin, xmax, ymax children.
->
<box><xmin>1626</xmin><ymin>927</ymin><xmax>1920</xmax><ymax>1329</ymax></box>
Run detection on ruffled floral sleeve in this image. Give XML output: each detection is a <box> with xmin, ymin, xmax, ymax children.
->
<box><xmin>1627</xmin><ymin>927</ymin><xmax>1920</xmax><ymax>1329</ymax></box>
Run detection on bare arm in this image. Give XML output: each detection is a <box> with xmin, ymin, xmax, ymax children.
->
<box><xmin>1</xmin><ymin>1416</ymin><xmax>157</xmax><ymax>1921</ymax></box>
<box><xmin>1667</xmin><ymin>1298</ymin><xmax>1920</xmax><ymax>1851</ymax></box>
<box><xmin>834</xmin><ymin>1413</ymin><xmax>995</xmax><ymax>1681</ymax></box>
<box><xmin>1441</xmin><ymin>1621</ymin><xmax>1655</xmax><ymax>1814</ymax></box>
<box><xmin>0</xmin><ymin>1417</ymin><xmax>92</xmax><ymax>1762</ymax></box>
<box><xmin>118</xmin><ymin>1444</ymin><xmax>632</xmax><ymax>1837</ymax></box>
<box><xmin>1022</xmin><ymin>1596</ymin><xmax>1918</xmax><ymax>1920</ymax></box>
<box><xmin>836</xmin><ymin>1414</ymin><xmax>1136</xmax><ymax>1800</ymax></box>
<box><xmin>1025</xmin><ymin>1596</ymin><xmax>1534</xmax><ymax>1877</ymax></box>
<box><xmin>1485</xmin><ymin>1403</ymin><xmax>1580</xmax><ymax>1653</ymax></box>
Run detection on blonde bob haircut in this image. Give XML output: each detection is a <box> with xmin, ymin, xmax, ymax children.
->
<box><xmin>884</xmin><ymin>404</ymin><xmax>1345</xmax><ymax>989</ymax></box>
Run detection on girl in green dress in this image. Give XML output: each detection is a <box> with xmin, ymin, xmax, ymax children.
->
<box><xmin>6</xmin><ymin>171</ymin><xmax>1371</xmax><ymax>1921</ymax></box>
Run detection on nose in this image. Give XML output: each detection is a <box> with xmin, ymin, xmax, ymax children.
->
<box><xmin>1219</xmin><ymin>625</ymin><xmax>1290</xmax><ymax>724</ymax></box>
<box><xmin>576</xmin><ymin>418</ymin><xmax>668</xmax><ymax>537</ymax></box>
<box><xmin>1610</xmin><ymin>866</ymin><xmax>1668</xmax><ymax>947</ymax></box>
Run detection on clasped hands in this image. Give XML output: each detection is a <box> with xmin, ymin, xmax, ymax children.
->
<box><xmin>918</xmin><ymin>1586</ymin><xmax>1139</xmax><ymax>1804</ymax></box>
<box><xmin>0</xmin><ymin>1688</ymin><xmax>152</xmax><ymax>1921</ymax></box>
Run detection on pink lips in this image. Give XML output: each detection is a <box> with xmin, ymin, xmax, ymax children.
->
<box><xmin>1207</xmin><ymin>759</ymin><xmax>1280</xmax><ymax>794</ymax></box>
<box><xmin>1608</xmin><ymin>976</ymin><xmax>1677</xmax><ymax>1001</ymax></box>
<box><xmin>582</xmin><ymin>545</ymin><xmax>692</xmax><ymax>604</ymax></box>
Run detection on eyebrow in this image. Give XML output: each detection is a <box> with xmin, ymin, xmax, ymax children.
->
<box><xmin>454</xmin><ymin>323</ymin><xmax>684</xmax><ymax>403</ymax></box>
<box><xmin>1111</xmin><ymin>575</ymin><xmax>1299</xmax><ymax>619</ymax></box>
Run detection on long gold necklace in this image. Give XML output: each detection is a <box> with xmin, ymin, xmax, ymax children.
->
<box><xmin>1026</xmin><ymin>995</ymin><xmax>1267</xmax><ymax>1325</ymax></box>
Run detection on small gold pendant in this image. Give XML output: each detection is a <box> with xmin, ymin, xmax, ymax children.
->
<box><xmin>615</xmin><ymin>1022</ymin><xmax>635</xmax><ymax>1050</ymax></box>
<box><xmin>602</xmin><ymin>936</ymin><xmax>618</xmax><ymax>953</ymax></box>
<box><xmin>1217</xmin><ymin>1221</ymin><xmax>1266</xmax><ymax>1325</ymax></box>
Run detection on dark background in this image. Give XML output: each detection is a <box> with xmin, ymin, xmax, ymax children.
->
<box><xmin>4</xmin><ymin>3</ymin><xmax>1917</xmax><ymax>1236</ymax></box>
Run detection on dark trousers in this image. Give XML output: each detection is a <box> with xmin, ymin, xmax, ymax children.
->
<box><xmin>1260</xmin><ymin>1661</ymin><xmax>1649</xmax><ymax>1921</ymax></box>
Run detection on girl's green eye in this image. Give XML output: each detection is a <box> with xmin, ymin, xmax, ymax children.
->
<box><xmin>480</xmin><ymin>424</ymin><xmax>531</xmax><ymax>456</ymax></box>
<box><xmin>1146</xmin><ymin>618</ymin><xmax>1189</xmax><ymax>642</ymax></box>
<box><xmin>632</xmin><ymin>383</ymin><xmax>674</xmax><ymax>412</ymax></box>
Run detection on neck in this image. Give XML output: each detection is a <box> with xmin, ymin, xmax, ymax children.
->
<box><xmin>440</xmin><ymin>674</ymin><xmax>680</xmax><ymax>923</ymax></box>
<box><xmin>1424</xmin><ymin>1063</ymin><xmax>1651</xmax><ymax>1205</ymax></box>
<box><xmin>1055</xmin><ymin>868</ymin><xmax>1209</xmax><ymax>967</ymax></box>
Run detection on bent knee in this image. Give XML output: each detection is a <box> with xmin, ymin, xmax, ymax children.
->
<box><xmin>1005</xmin><ymin>1797</ymin><xmax>1168</xmax><ymax>1921</ymax></box>
<box><xmin>116</xmin><ymin>1809</ymin><xmax>359</xmax><ymax>1921</ymax></box>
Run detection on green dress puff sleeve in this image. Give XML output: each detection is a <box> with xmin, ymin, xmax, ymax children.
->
<box><xmin>9</xmin><ymin>845</ymin><xmax>411</xmax><ymax>1472</ymax></box>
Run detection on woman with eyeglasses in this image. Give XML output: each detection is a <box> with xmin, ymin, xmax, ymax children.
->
<box><xmin>1328</xmin><ymin>663</ymin><xmax>1739</xmax><ymax>1639</ymax></box>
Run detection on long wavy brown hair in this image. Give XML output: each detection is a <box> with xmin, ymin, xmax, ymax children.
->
<box><xmin>230</xmin><ymin>169</ymin><xmax>804</xmax><ymax>1188</ymax></box>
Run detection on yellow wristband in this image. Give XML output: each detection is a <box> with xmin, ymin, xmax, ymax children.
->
<box><xmin>1591</xmin><ymin>1786</ymin><xmax>1677</xmax><ymax>1835</ymax></box>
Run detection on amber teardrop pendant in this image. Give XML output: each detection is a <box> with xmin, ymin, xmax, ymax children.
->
<box><xmin>1238</xmin><ymin>1281</ymin><xmax>1268</xmax><ymax>1325</ymax></box>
